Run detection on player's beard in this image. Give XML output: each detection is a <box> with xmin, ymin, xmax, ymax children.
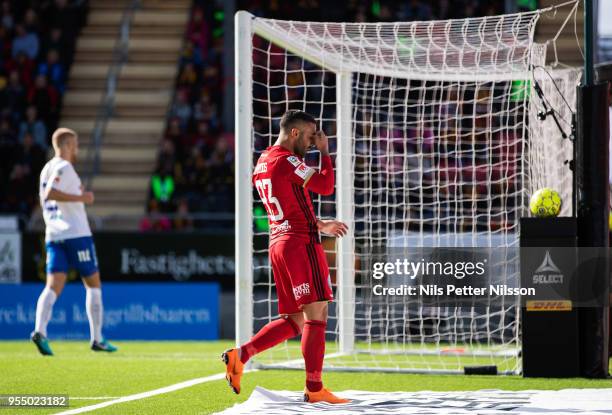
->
<box><xmin>295</xmin><ymin>132</ymin><xmax>308</xmax><ymax>158</ymax></box>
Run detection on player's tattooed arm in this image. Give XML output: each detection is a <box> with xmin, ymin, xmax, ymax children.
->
<box><xmin>317</xmin><ymin>219</ymin><xmax>348</xmax><ymax>237</ymax></box>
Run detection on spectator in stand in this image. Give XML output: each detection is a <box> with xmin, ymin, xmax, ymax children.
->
<box><xmin>0</xmin><ymin>25</ymin><xmax>11</xmax><ymax>60</ymax></box>
<box><xmin>186</xmin><ymin>6</ymin><xmax>209</xmax><ymax>57</ymax></box>
<box><xmin>0</xmin><ymin>75</ymin><xmax>10</xmax><ymax>113</ymax></box>
<box><xmin>28</xmin><ymin>73</ymin><xmax>59</xmax><ymax>127</ymax></box>
<box><xmin>205</xmin><ymin>36</ymin><xmax>224</xmax><ymax>73</ymax></box>
<box><xmin>204</xmin><ymin>137</ymin><xmax>233</xmax><ymax>211</ymax></box>
<box><xmin>158</xmin><ymin>137</ymin><xmax>177</xmax><ymax>172</ymax></box>
<box><xmin>37</xmin><ymin>49</ymin><xmax>65</xmax><ymax>93</ymax></box>
<box><xmin>43</xmin><ymin>0</ymin><xmax>82</xmax><ymax>40</ymax></box>
<box><xmin>12</xmin><ymin>23</ymin><xmax>39</xmax><ymax>59</ymax></box>
<box><xmin>175</xmin><ymin>147</ymin><xmax>197</xmax><ymax>201</ymax></box>
<box><xmin>140</xmin><ymin>199</ymin><xmax>172</xmax><ymax>232</ymax></box>
<box><xmin>400</xmin><ymin>0</ymin><xmax>433</xmax><ymax>20</ymax></box>
<box><xmin>1</xmin><ymin>1</ymin><xmax>14</xmax><ymax>31</ymax></box>
<box><xmin>354</xmin><ymin>5</ymin><xmax>368</xmax><ymax>22</ymax></box>
<box><xmin>5</xmin><ymin>163</ymin><xmax>33</xmax><ymax>215</ymax></box>
<box><xmin>4</xmin><ymin>70</ymin><xmax>25</xmax><ymax>122</ymax></box>
<box><xmin>170</xmin><ymin>89</ymin><xmax>192</xmax><ymax>130</ymax></box>
<box><xmin>200</xmin><ymin>64</ymin><xmax>221</xmax><ymax>106</ymax></box>
<box><xmin>201</xmin><ymin>64</ymin><xmax>220</xmax><ymax>89</ymax></box>
<box><xmin>18</xmin><ymin>105</ymin><xmax>47</xmax><ymax>149</ymax></box>
<box><xmin>152</xmin><ymin>139</ymin><xmax>178</xmax><ymax>211</ymax></box>
<box><xmin>463</xmin><ymin>0</ymin><xmax>479</xmax><ymax>18</ymax></box>
<box><xmin>23</xmin><ymin>8</ymin><xmax>39</xmax><ymax>32</ymax></box>
<box><xmin>164</xmin><ymin>117</ymin><xmax>184</xmax><ymax>156</ymax></box>
<box><xmin>173</xmin><ymin>198</ymin><xmax>194</xmax><ymax>230</ymax></box>
<box><xmin>173</xmin><ymin>119</ymin><xmax>212</xmax><ymax>163</ymax></box>
<box><xmin>165</xmin><ymin>116</ymin><xmax>183</xmax><ymax>140</ymax></box>
<box><xmin>0</xmin><ymin>117</ymin><xmax>16</xmax><ymax>198</ymax></box>
<box><xmin>190</xmin><ymin>149</ymin><xmax>209</xmax><ymax>209</ymax></box>
<box><xmin>207</xmin><ymin>135</ymin><xmax>233</xmax><ymax>172</ymax></box>
<box><xmin>151</xmin><ymin>170</ymin><xmax>175</xmax><ymax>208</ymax></box>
<box><xmin>192</xmin><ymin>120</ymin><xmax>214</xmax><ymax>151</ymax></box>
<box><xmin>192</xmin><ymin>89</ymin><xmax>218</xmax><ymax>131</ymax></box>
<box><xmin>7</xmin><ymin>51</ymin><xmax>35</xmax><ymax>88</ymax></box>
<box><xmin>15</xmin><ymin>131</ymin><xmax>45</xmax><ymax>187</ymax></box>
<box><xmin>0</xmin><ymin>116</ymin><xmax>14</xmax><ymax>145</ymax></box>
<box><xmin>434</xmin><ymin>0</ymin><xmax>450</xmax><ymax>19</ymax></box>
<box><xmin>180</xmin><ymin>40</ymin><xmax>203</xmax><ymax>67</ymax></box>
<box><xmin>178</xmin><ymin>62</ymin><xmax>198</xmax><ymax>88</ymax></box>
<box><xmin>42</xmin><ymin>27</ymin><xmax>67</xmax><ymax>64</ymax></box>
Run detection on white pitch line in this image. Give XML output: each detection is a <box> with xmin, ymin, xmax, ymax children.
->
<box><xmin>69</xmin><ymin>397</ymin><xmax>122</xmax><ymax>400</ymax></box>
<box><xmin>54</xmin><ymin>370</ymin><xmax>255</xmax><ymax>414</ymax></box>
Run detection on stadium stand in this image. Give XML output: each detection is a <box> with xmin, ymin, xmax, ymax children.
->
<box><xmin>148</xmin><ymin>0</ymin><xmax>228</xmax><ymax>230</ymax></box>
<box><xmin>3</xmin><ymin>0</ymin><xmax>569</xmax><ymax>231</ymax></box>
<box><xmin>64</xmin><ymin>0</ymin><xmax>189</xmax><ymax>228</ymax></box>
<box><xmin>151</xmin><ymin>0</ymin><xmax>506</xmax><ymax>230</ymax></box>
<box><xmin>0</xmin><ymin>0</ymin><xmax>86</xmax><ymax>218</ymax></box>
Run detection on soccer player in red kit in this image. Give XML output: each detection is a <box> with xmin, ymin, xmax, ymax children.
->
<box><xmin>222</xmin><ymin>110</ymin><xmax>349</xmax><ymax>404</ymax></box>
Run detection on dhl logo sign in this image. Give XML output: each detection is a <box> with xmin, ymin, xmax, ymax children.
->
<box><xmin>525</xmin><ymin>300</ymin><xmax>572</xmax><ymax>311</ymax></box>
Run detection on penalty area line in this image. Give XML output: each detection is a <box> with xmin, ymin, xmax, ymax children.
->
<box><xmin>53</xmin><ymin>370</ymin><xmax>257</xmax><ymax>414</ymax></box>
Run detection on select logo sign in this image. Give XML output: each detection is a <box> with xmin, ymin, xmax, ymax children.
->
<box><xmin>525</xmin><ymin>300</ymin><xmax>572</xmax><ymax>311</ymax></box>
<box><xmin>532</xmin><ymin>251</ymin><xmax>564</xmax><ymax>284</ymax></box>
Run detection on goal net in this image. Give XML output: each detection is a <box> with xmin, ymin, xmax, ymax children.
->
<box><xmin>235</xmin><ymin>8</ymin><xmax>579</xmax><ymax>374</ymax></box>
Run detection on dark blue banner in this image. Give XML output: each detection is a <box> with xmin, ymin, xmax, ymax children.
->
<box><xmin>0</xmin><ymin>283</ymin><xmax>219</xmax><ymax>340</ymax></box>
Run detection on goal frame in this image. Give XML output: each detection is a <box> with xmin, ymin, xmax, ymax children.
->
<box><xmin>234</xmin><ymin>10</ymin><xmax>356</xmax><ymax>358</ymax></box>
<box><xmin>233</xmin><ymin>9</ymin><xmax>570</xmax><ymax>376</ymax></box>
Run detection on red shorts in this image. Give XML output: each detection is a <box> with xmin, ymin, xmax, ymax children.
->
<box><xmin>269</xmin><ymin>238</ymin><xmax>334</xmax><ymax>315</ymax></box>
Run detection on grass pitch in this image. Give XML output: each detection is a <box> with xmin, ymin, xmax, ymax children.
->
<box><xmin>2</xmin><ymin>341</ymin><xmax>612</xmax><ymax>414</ymax></box>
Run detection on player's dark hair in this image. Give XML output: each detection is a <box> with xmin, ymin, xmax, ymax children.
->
<box><xmin>279</xmin><ymin>110</ymin><xmax>316</xmax><ymax>132</ymax></box>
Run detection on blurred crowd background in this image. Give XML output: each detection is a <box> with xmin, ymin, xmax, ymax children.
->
<box><xmin>148</xmin><ymin>0</ymin><xmax>507</xmax><ymax>231</ymax></box>
<box><xmin>0</xmin><ymin>0</ymin><xmax>524</xmax><ymax>230</ymax></box>
<box><xmin>0</xmin><ymin>0</ymin><xmax>86</xmax><ymax>216</ymax></box>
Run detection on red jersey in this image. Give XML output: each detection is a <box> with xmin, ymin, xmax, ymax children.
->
<box><xmin>253</xmin><ymin>145</ymin><xmax>334</xmax><ymax>246</ymax></box>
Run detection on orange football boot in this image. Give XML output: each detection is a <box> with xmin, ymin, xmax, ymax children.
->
<box><xmin>303</xmin><ymin>387</ymin><xmax>350</xmax><ymax>404</ymax></box>
<box><xmin>221</xmin><ymin>349</ymin><xmax>244</xmax><ymax>394</ymax></box>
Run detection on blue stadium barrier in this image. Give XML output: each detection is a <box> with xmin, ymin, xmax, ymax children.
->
<box><xmin>0</xmin><ymin>283</ymin><xmax>219</xmax><ymax>340</ymax></box>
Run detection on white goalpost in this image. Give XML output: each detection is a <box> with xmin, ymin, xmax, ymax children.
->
<box><xmin>235</xmin><ymin>7</ymin><xmax>579</xmax><ymax>375</ymax></box>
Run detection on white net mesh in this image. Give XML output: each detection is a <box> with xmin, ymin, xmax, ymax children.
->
<box><xmin>253</xmin><ymin>11</ymin><xmax>540</xmax><ymax>79</ymax></box>
<box><xmin>528</xmin><ymin>66</ymin><xmax>580</xmax><ymax>214</ymax></box>
<box><xmin>242</xmin><ymin>9</ymin><xmax>578</xmax><ymax>374</ymax></box>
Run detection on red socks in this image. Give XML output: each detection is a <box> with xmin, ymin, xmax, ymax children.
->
<box><xmin>302</xmin><ymin>319</ymin><xmax>326</xmax><ymax>392</ymax></box>
<box><xmin>239</xmin><ymin>317</ymin><xmax>301</xmax><ymax>364</ymax></box>
<box><xmin>239</xmin><ymin>317</ymin><xmax>327</xmax><ymax>393</ymax></box>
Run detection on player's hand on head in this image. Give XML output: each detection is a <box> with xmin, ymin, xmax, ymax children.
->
<box><xmin>314</xmin><ymin>130</ymin><xmax>329</xmax><ymax>155</ymax></box>
<box><xmin>317</xmin><ymin>219</ymin><xmax>348</xmax><ymax>237</ymax></box>
<box><xmin>82</xmin><ymin>191</ymin><xmax>94</xmax><ymax>205</ymax></box>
